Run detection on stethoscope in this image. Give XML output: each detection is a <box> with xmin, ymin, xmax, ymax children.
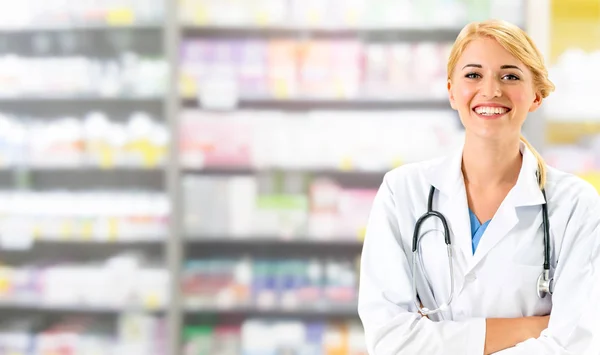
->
<box><xmin>412</xmin><ymin>179</ymin><xmax>554</xmax><ymax>317</ymax></box>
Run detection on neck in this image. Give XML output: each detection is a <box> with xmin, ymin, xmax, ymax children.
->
<box><xmin>461</xmin><ymin>134</ymin><xmax>523</xmax><ymax>188</ymax></box>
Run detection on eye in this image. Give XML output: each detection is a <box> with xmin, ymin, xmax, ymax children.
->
<box><xmin>465</xmin><ymin>72</ymin><xmax>481</xmax><ymax>79</ymax></box>
<box><xmin>503</xmin><ymin>74</ymin><xmax>520</xmax><ymax>81</ymax></box>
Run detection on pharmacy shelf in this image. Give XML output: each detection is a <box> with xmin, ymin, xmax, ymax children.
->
<box><xmin>186</xmin><ymin>238</ymin><xmax>362</xmax><ymax>246</ymax></box>
<box><xmin>3</xmin><ymin>237</ymin><xmax>164</xmax><ymax>247</ymax></box>
<box><xmin>0</xmin><ymin>23</ymin><xmax>163</xmax><ymax>33</ymax></box>
<box><xmin>185</xmin><ymin>238</ymin><xmax>363</xmax><ymax>258</ymax></box>
<box><xmin>0</xmin><ymin>95</ymin><xmax>164</xmax><ymax>103</ymax></box>
<box><xmin>184</xmin><ymin>167</ymin><xmax>388</xmax><ymax>176</ymax></box>
<box><xmin>182</xmin><ymin>25</ymin><xmax>461</xmax><ymax>41</ymax></box>
<box><xmin>182</xmin><ymin>97</ymin><xmax>452</xmax><ymax>111</ymax></box>
<box><xmin>185</xmin><ymin>305</ymin><xmax>359</xmax><ymax>320</ymax></box>
<box><xmin>0</xmin><ymin>96</ymin><xmax>165</xmax><ymax>118</ymax></box>
<box><xmin>0</xmin><ymin>168</ymin><xmax>165</xmax><ymax>190</ymax></box>
<box><xmin>1</xmin><ymin>239</ymin><xmax>165</xmax><ymax>265</ymax></box>
<box><xmin>184</xmin><ymin>167</ymin><xmax>388</xmax><ymax>187</ymax></box>
<box><xmin>0</xmin><ymin>100</ymin><xmax>165</xmax><ymax>118</ymax></box>
<box><xmin>0</xmin><ymin>300</ymin><xmax>164</xmax><ymax>314</ymax></box>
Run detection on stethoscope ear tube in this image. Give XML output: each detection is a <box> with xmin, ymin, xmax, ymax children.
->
<box><xmin>412</xmin><ymin>186</ymin><xmax>455</xmax><ymax>316</ymax></box>
<box><xmin>538</xmin><ymin>188</ymin><xmax>554</xmax><ymax>298</ymax></box>
<box><xmin>412</xmin><ymin>187</ymin><xmax>451</xmax><ymax>252</ymax></box>
<box><xmin>541</xmin><ymin>189</ymin><xmax>551</xmax><ymax>271</ymax></box>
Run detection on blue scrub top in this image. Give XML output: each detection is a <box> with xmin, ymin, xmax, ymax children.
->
<box><xmin>469</xmin><ymin>209</ymin><xmax>491</xmax><ymax>254</ymax></box>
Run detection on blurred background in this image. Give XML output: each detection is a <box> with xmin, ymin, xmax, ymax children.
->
<box><xmin>0</xmin><ymin>0</ymin><xmax>598</xmax><ymax>354</ymax></box>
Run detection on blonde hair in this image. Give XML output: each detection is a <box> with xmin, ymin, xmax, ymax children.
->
<box><xmin>447</xmin><ymin>19</ymin><xmax>554</xmax><ymax>189</ymax></box>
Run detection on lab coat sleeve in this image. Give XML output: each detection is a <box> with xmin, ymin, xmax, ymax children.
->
<box><xmin>493</xmin><ymin>190</ymin><xmax>600</xmax><ymax>355</ymax></box>
<box><xmin>358</xmin><ymin>173</ymin><xmax>486</xmax><ymax>355</ymax></box>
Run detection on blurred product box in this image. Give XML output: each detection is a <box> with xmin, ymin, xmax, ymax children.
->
<box><xmin>0</xmin><ymin>111</ymin><xmax>168</xmax><ymax>169</ymax></box>
<box><xmin>183</xmin><ymin>319</ymin><xmax>367</xmax><ymax>355</ymax></box>
<box><xmin>180</xmin><ymin>38</ymin><xmax>453</xmax><ymax>100</ymax></box>
<box><xmin>0</xmin><ymin>191</ymin><xmax>169</xmax><ymax>245</ymax></box>
<box><xmin>179</xmin><ymin>0</ymin><xmax>523</xmax><ymax>29</ymax></box>
<box><xmin>0</xmin><ymin>55</ymin><xmax>167</xmax><ymax>98</ymax></box>
<box><xmin>179</xmin><ymin>110</ymin><xmax>464</xmax><ymax>172</ymax></box>
<box><xmin>0</xmin><ymin>0</ymin><xmax>164</xmax><ymax>28</ymax></box>
<box><xmin>0</xmin><ymin>254</ymin><xmax>168</xmax><ymax>310</ymax></box>
<box><xmin>0</xmin><ymin>313</ymin><xmax>166</xmax><ymax>355</ymax></box>
<box><xmin>182</xmin><ymin>257</ymin><xmax>357</xmax><ymax>311</ymax></box>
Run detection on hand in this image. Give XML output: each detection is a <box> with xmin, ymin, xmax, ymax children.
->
<box><xmin>484</xmin><ymin>315</ymin><xmax>550</xmax><ymax>354</ymax></box>
<box><xmin>522</xmin><ymin>315</ymin><xmax>550</xmax><ymax>340</ymax></box>
<box><xmin>418</xmin><ymin>301</ymin><xmax>430</xmax><ymax>319</ymax></box>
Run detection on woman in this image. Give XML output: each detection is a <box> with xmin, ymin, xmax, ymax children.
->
<box><xmin>358</xmin><ymin>19</ymin><xmax>600</xmax><ymax>355</ymax></box>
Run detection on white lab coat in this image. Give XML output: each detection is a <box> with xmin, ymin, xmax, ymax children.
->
<box><xmin>358</xmin><ymin>141</ymin><xmax>600</xmax><ymax>355</ymax></box>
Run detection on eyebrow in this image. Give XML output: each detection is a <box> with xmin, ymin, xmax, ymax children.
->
<box><xmin>461</xmin><ymin>63</ymin><xmax>523</xmax><ymax>72</ymax></box>
<box><xmin>500</xmin><ymin>65</ymin><xmax>523</xmax><ymax>72</ymax></box>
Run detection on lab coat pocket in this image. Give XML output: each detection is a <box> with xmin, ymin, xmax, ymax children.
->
<box><xmin>507</xmin><ymin>263</ymin><xmax>542</xmax><ymax>291</ymax></box>
<box><xmin>510</xmin><ymin>207</ymin><xmax>546</xmax><ymax>267</ymax></box>
<box><xmin>511</xmin><ymin>247</ymin><xmax>544</xmax><ymax>267</ymax></box>
<box><xmin>502</xmin><ymin>262</ymin><xmax>552</xmax><ymax>316</ymax></box>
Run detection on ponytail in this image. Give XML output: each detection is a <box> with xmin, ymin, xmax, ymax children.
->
<box><xmin>520</xmin><ymin>134</ymin><xmax>546</xmax><ymax>189</ymax></box>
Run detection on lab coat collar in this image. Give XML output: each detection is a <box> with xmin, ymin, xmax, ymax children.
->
<box><xmin>422</xmin><ymin>139</ymin><xmax>547</xmax><ymax>274</ymax></box>
<box><xmin>422</xmin><ymin>142</ymin><xmax>464</xmax><ymax>199</ymax></box>
<box><xmin>509</xmin><ymin>141</ymin><xmax>547</xmax><ymax>207</ymax></box>
<box><xmin>423</xmin><ymin>140</ymin><xmax>547</xmax><ymax>207</ymax></box>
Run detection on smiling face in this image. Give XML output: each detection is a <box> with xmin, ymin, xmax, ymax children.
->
<box><xmin>447</xmin><ymin>36</ymin><xmax>543</xmax><ymax>141</ymax></box>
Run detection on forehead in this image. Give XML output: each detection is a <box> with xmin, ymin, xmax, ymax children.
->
<box><xmin>457</xmin><ymin>37</ymin><xmax>524</xmax><ymax>68</ymax></box>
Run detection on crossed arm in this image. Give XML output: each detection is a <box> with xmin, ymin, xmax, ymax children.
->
<box><xmin>419</xmin><ymin>302</ymin><xmax>550</xmax><ymax>354</ymax></box>
<box><xmin>359</xmin><ymin>176</ymin><xmax>600</xmax><ymax>355</ymax></box>
<box><xmin>484</xmin><ymin>317</ymin><xmax>549</xmax><ymax>354</ymax></box>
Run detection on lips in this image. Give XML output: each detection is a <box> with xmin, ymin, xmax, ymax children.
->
<box><xmin>472</xmin><ymin>105</ymin><xmax>511</xmax><ymax>118</ymax></box>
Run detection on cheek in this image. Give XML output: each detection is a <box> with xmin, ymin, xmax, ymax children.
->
<box><xmin>454</xmin><ymin>85</ymin><xmax>476</xmax><ymax>108</ymax></box>
<box><xmin>506</xmin><ymin>89</ymin><xmax>534</xmax><ymax>109</ymax></box>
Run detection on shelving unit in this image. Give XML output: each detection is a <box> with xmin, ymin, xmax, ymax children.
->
<box><xmin>0</xmin><ymin>168</ymin><xmax>164</xmax><ymax>190</ymax></box>
<box><xmin>182</xmin><ymin>97</ymin><xmax>453</xmax><ymax>111</ymax></box>
<box><xmin>2</xmin><ymin>1</ymin><xmax>579</xmax><ymax>355</ymax></box>
<box><xmin>0</xmin><ymin>24</ymin><xmax>163</xmax><ymax>33</ymax></box>
<box><xmin>0</xmin><ymin>2</ymin><xmax>171</xmax><ymax>354</ymax></box>
<box><xmin>180</xmin><ymin>25</ymin><xmax>464</xmax><ymax>41</ymax></box>
<box><xmin>185</xmin><ymin>305</ymin><xmax>359</xmax><ymax>319</ymax></box>
<box><xmin>0</xmin><ymin>301</ymin><xmax>165</xmax><ymax>314</ymax></box>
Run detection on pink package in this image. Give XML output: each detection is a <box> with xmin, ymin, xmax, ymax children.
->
<box><xmin>180</xmin><ymin>112</ymin><xmax>253</xmax><ymax>169</ymax></box>
<box><xmin>298</xmin><ymin>40</ymin><xmax>332</xmax><ymax>98</ymax></box>
<box><xmin>363</xmin><ymin>44</ymin><xmax>391</xmax><ymax>98</ymax></box>
<box><xmin>388</xmin><ymin>44</ymin><xmax>413</xmax><ymax>98</ymax></box>
<box><xmin>238</xmin><ymin>39</ymin><xmax>268</xmax><ymax>99</ymax></box>
<box><xmin>336</xmin><ymin>189</ymin><xmax>377</xmax><ymax>240</ymax></box>
<box><xmin>179</xmin><ymin>40</ymin><xmax>213</xmax><ymax>97</ymax></box>
<box><xmin>329</xmin><ymin>40</ymin><xmax>362</xmax><ymax>99</ymax></box>
<box><xmin>204</xmin><ymin>40</ymin><xmax>241</xmax><ymax>83</ymax></box>
<box><xmin>267</xmin><ymin>40</ymin><xmax>299</xmax><ymax>99</ymax></box>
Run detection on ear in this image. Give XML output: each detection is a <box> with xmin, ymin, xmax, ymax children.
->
<box><xmin>447</xmin><ymin>79</ymin><xmax>457</xmax><ymax>110</ymax></box>
<box><xmin>528</xmin><ymin>91</ymin><xmax>543</xmax><ymax>112</ymax></box>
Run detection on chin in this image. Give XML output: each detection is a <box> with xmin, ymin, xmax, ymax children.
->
<box><xmin>466</xmin><ymin>126</ymin><xmax>516</xmax><ymax>142</ymax></box>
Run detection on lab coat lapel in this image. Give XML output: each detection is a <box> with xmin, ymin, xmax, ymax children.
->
<box><xmin>467</xmin><ymin>197</ymin><xmax>519</xmax><ymax>271</ymax></box>
<box><xmin>423</xmin><ymin>145</ymin><xmax>474</xmax><ymax>271</ymax></box>
<box><xmin>466</xmin><ymin>142</ymin><xmax>547</xmax><ymax>271</ymax></box>
<box><xmin>442</xmin><ymin>178</ymin><xmax>476</xmax><ymax>274</ymax></box>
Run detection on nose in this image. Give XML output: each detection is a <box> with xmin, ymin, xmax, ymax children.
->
<box><xmin>480</xmin><ymin>76</ymin><xmax>501</xmax><ymax>98</ymax></box>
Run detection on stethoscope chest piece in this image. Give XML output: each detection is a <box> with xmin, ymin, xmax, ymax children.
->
<box><xmin>537</xmin><ymin>269</ymin><xmax>554</xmax><ymax>299</ymax></box>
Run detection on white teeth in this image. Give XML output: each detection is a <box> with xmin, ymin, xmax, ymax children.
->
<box><xmin>474</xmin><ymin>106</ymin><xmax>509</xmax><ymax>115</ymax></box>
